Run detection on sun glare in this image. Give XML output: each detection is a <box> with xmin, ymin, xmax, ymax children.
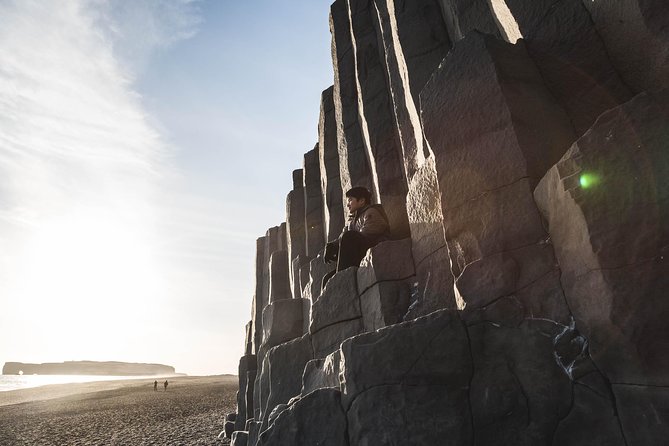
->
<box><xmin>10</xmin><ymin>209</ymin><xmax>164</xmax><ymax>353</ymax></box>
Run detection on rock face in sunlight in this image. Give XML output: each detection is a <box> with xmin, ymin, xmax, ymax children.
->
<box><xmin>2</xmin><ymin>361</ymin><xmax>176</xmax><ymax>376</ymax></box>
<box><xmin>227</xmin><ymin>0</ymin><xmax>669</xmax><ymax>444</ymax></box>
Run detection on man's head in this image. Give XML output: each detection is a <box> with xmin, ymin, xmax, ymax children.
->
<box><xmin>345</xmin><ymin>186</ymin><xmax>372</xmax><ymax>213</ymax></box>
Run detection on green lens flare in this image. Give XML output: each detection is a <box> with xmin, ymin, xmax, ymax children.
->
<box><xmin>579</xmin><ymin>173</ymin><xmax>599</xmax><ymax>189</ymax></box>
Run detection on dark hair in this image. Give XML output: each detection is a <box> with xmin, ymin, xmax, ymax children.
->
<box><xmin>345</xmin><ymin>186</ymin><xmax>372</xmax><ymax>203</ymax></box>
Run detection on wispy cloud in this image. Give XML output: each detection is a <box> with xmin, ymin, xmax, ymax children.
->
<box><xmin>0</xmin><ymin>0</ymin><xmax>206</xmax><ymax>370</ymax></box>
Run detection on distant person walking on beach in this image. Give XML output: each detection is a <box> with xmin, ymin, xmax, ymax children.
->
<box><xmin>164</xmin><ymin>380</ymin><xmax>168</xmax><ymax>391</ymax></box>
<box><xmin>153</xmin><ymin>380</ymin><xmax>157</xmax><ymax>391</ymax></box>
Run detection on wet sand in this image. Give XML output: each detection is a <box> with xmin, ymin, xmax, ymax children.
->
<box><xmin>0</xmin><ymin>375</ymin><xmax>238</xmax><ymax>445</ymax></box>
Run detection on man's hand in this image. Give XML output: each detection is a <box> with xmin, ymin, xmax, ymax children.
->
<box><xmin>324</xmin><ymin>241</ymin><xmax>338</xmax><ymax>263</ymax></box>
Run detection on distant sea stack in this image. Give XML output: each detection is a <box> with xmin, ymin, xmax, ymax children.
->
<box><xmin>2</xmin><ymin>361</ymin><xmax>176</xmax><ymax>376</ymax></box>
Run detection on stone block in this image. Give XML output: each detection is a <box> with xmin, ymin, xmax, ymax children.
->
<box><xmin>301</xmin><ymin>350</ymin><xmax>341</xmax><ymax>396</ymax></box>
<box><xmin>268</xmin><ymin>250</ymin><xmax>291</xmax><ymax>303</ymax></box>
<box><xmin>582</xmin><ymin>0</ymin><xmax>669</xmax><ymax>93</ymax></box>
<box><xmin>244</xmin><ymin>321</ymin><xmax>253</xmax><ymax>356</ymax></box>
<box><xmin>262</xmin><ymin>335</ymin><xmax>314</xmax><ymax>430</ymax></box>
<box><xmin>258</xmin><ymin>389</ymin><xmax>348</xmax><ymax>446</ymax></box>
<box><xmin>339</xmin><ymin>309</ymin><xmax>471</xmax><ymax>409</ymax></box>
<box><xmin>437</xmin><ymin>0</ymin><xmax>502</xmax><ymax>43</ymax></box>
<box><xmin>405</xmin><ymin>245</ymin><xmax>458</xmax><ymax>320</ymax></box>
<box><xmin>318</xmin><ymin>86</ymin><xmax>345</xmax><ymax>241</ymax></box>
<box><xmin>310</xmin><ymin>267</ymin><xmax>360</xmax><ymax>334</ymax></box>
<box><xmin>302</xmin><ymin>254</ymin><xmax>334</xmax><ymax>302</ymax></box>
<box><xmin>261</xmin><ymin>299</ymin><xmax>305</xmax><ymax>351</ymax></box>
<box><xmin>612</xmin><ymin>384</ymin><xmax>669</xmax><ymax>445</ymax></box>
<box><xmin>235</xmin><ymin>355</ymin><xmax>256</xmax><ymax>431</ymax></box>
<box><xmin>224</xmin><ymin>421</ymin><xmax>235</xmax><ymax>439</ymax></box>
<box><xmin>311</xmin><ymin>318</ymin><xmax>364</xmax><ymax>360</ymax></box>
<box><xmin>286</xmin><ymin>181</ymin><xmax>306</xmax><ymax>298</ymax></box>
<box><xmin>357</xmin><ymin>238</ymin><xmax>415</xmax><ymax>294</ymax></box>
<box><xmin>534</xmin><ymin>91</ymin><xmax>669</xmax><ymax>385</ymax></box>
<box><xmin>360</xmin><ymin>280</ymin><xmax>410</xmax><ymax>331</ymax></box>
<box><xmin>230</xmin><ymin>431</ymin><xmax>248</xmax><ymax>446</ymax></box>
<box><xmin>247</xmin><ymin>421</ymin><xmax>260</xmax><ymax>446</ymax></box>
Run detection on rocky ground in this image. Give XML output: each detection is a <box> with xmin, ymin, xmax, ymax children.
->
<box><xmin>0</xmin><ymin>375</ymin><xmax>237</xmax><ymax>445</ymax></box>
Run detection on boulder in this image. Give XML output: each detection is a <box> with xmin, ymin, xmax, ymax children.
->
<box><xmin>258</xmin><ymin>389</ymin><xmax>348</xmax><ymax>446</ymax></box>
<box><xmin>318</xmin><ymin>86</ymin><xmax>345</xmax><ymax>241</ymax></box>
<box><xmin>582</xmin><ymin>0</ymin><xmax>669</xmax><ymax>93</ymax></box>
<box><xmin>301</xmin><ymin>350</ymin><xmax>341</xmax><ymax>396</ymax></box>
<box><xmin>268</xmin><ymin>250</ymin><xmax>291</xmax><ymax>303</ymax></box>
<box><xmin>310</xmin><ymin>267</ymin><xmax>360</xmax><ymax>334</ymax></box>
<box><xmin>304</xmin><ymin>147</ymin><xmax>325</xmax><ymax>259</ymax></box>
<box><xmin>534</xmin><ymin>90</ymin><xmax>669</xmax><ymax>385</ymax></box>
<box><xmin>330</xmin><ymin>0</ymin><xmax>375</xmax><ymax>199</ymax></box>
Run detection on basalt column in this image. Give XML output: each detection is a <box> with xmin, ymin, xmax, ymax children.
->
<box><xmin>437</xmin><ymin>0</ymin><xmax>502</xmax><ymax>43</ymax></box>
<box><xmin>347</xmin><ymin>0</ymin><xmax>410</xmax><ymax>238</ymax></box>
<box><xmin>286</xmin><ymin>169</ymin><xmax>307</xmax><ymax>299</ymax></box>
<box><xmin>422</xmin><ymin>32</ymin><xmax>576</xmax><ymax>322</ymax></box>
<box><xmin>371</xmin><ymin>0</ymin><xmax>456</xmax><ymax>316</ymax></box>
<box><xmin>318</xmin><ymin>86</ymin><xmax>345</xmax><ymax>243</ymax></box>
<box><xmin>330</xmin><ymin>0</ymin><xmax>374</xmax><ymax>201</ymax></box>
<box><xmin>303</xmin><ymin>147</ymin><xmax>326</xmax><ymax>259</ymax></box>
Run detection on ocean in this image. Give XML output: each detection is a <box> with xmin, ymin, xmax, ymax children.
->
<box><xmin>0</xmin><ymin>374</ymin><xmax>170</xmax><ymax>392</ymax></box>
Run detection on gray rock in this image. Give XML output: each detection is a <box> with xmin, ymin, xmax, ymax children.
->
<box><xmin>258</xmin><ymin>389</ymin><xmax>347</xmax><ymax>446</ymax></box>
<box><xmin>534</xmin><ymin>90</ymin><xmax>669</xmax><ymax>386</ymax></box>
<box><xmin>261</xmin><ymin>335</ymin><xmax>314</xmax><ymax>431</ymax></box>
<box><xmin>245</xmin><ymin>370</ymin><xmax>256</xmax><ymax>430</ymax></box>
<box><xmin>311</xmin><ymin>318</ymin><xmax>364</xmax><ymax>360</ymax></box>
<box><xmin>437</xmin><ymin>0</ymin><xmax>502</xmax><ymax>43</ymax></box>
<box><xmin>226</xmin><ymin>413</ymin><xmax>237</xmax><ymax>423</ymax></box>
<box><xmin>301</xmin><ymin>350</ymin><xmax>341</xmax><ymax>396</ymax></box>
<box><xmin>286</xmin><ymin>171</ymin><xmax>307</xmax><ymax>299</ymax></box>
<box><xmin>247</xmin><ymin>421</ymin><xmax>260</xmax><ymax>446</ymax></box>
<box><xmin>301</xmin><ymin>254</ymin><xmax>334</xmax><ymax>302</ymax></box>
<box><xmin>261</xmin><ymin>299</ymin><xmax>305</xmax><ymax>351</ymax></box>
<box><xmin>613</xmin><ymin>384</ymin><xmax>669</xmax><ymax>445</ymax></box>
<box><xmin>230</xmin><ymin>431</ymin><xmax>248</xmax><ymax>446</ymax></box>
<box><xmin>318</xmin><ymin>86</ymin><xmax>345</xmax><ymax>242</ymax></box>
<box><xmin>330</xmin><ymin>0</ymin><xmax>374</xmax><ymax>199</ymax></box>
<box><xmin>303</xmin><ymin>147</ymin><xmax>325</xmax><ymax>259</ymax></box>
<box><xmin>357</xmin><ymin>238</ymin><xmax>414</xmax><ymax>294</ymax></box>
<box><xmin>268</xmin><ymin>250</ymin><xmax>291</xmax><ymax>303</ymax></box>
<box><xmin>349</xmin><ymin>0</ymin><xmax>410</xmax><ymax>238</ymax></box>
<box><xmin>244</xmin><ymin>321</ymin><xmax>253</xmax><ymax>356</ymax></box>
<box><xmin>310</xmin><ymin>267</ymin><xmax>360</xmax><ymax>334</ymax></box>
<box><xmin>582</xmin><ymin>0</ymin><xmax>669</xmax><ymax>93</ymax></box>
<box><xmin>224</xmin><ymin>421</ymin><xmax>235</xmax><ymax>439</ymax></box>
<box><xmin>360</xmin><ymin>280</ymin><xmax>410</xmax><ymax>331</ymax></box>
<box><xmin>251</xmin><ymin>237</ymin><xmax>267</xmax><ymax>354</ymax></box>
<box><xmin>235</xmin><ymin>355</ymin><xmax>256</xmax><ymax>431</ymax></box>
<box><xmin>504</xmin><ymin>0</ymin><xmax>632</xmax><ymax>134</ymax></box>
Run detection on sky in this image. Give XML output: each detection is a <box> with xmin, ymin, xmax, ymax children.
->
<box><xmin>0</xmin><ymin>0</ymin><xmax>334</xmax><ymax>376</ymax></box>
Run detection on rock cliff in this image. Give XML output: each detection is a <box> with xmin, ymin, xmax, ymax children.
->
<box><xmin>225</xmin><ymin>1</ymin><xmax>669</xmax><ymax>445</ymax></box>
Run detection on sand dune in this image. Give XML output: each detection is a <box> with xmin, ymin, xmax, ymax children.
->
<box><xmin>0</xmin><ymin>375</ymin><xmax>238</xmax><ymax>445</ymax></box>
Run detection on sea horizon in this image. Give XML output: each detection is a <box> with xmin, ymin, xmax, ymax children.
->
<box><xmin>0</xmin><ymin>373</ymin><xmax>186</xmax><ymax>392</ymax></box>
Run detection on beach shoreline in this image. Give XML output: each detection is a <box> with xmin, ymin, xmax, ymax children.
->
<box><xmin>0</xmin><ymin>375</ymin><xmax>238</xmax><ymax>445</ymax></box>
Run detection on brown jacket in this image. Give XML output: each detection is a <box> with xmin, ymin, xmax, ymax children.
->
<box><xmin>344</xmin><ymin>204</ymin><xmax>390</xmax><ymax>244</ymax></box>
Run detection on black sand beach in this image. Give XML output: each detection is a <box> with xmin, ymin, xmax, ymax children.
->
<box><xmin>0</xmin><ymin>375</ymin><xmax>237</xmax><ymax>445</ymax></box>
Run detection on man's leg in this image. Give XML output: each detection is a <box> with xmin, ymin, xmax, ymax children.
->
<box><xmin>336</xmin><ymin>231</ymin><xmax>373</xmax><ymax>271</ymax></box>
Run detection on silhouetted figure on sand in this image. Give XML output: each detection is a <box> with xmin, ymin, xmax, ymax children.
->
<box><xmin>153</xmin><ymin>380</ymin><xmax>157</xmax><ymax>391</ymax></box>
<box><xmin>164</xmin><ymin>380</ymin><xmax>168</xmax><ymax>391</ymax></box>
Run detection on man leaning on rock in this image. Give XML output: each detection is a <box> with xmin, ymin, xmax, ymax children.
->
<box><xmin>322</xmin><ymin>186</ymin><xmax>390</xmax><ymax>290</ymax></box>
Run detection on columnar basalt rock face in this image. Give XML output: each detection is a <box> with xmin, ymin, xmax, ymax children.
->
<box><xmin>421</xmin><ymin>32</ymin><xmax>575</xmax><ymax>324</ymax></box>
<box><xmin>534</xmin><ymin>91</ymin><xmax>669</xmax><ymax>417</ymax></box>
<box><xmin>330</xmin><ymin>0</ymin><xmax>375</xmax><ymax>200</ymax></box>
<box><xmin>582</xmin><ymin>0</ymin><xmax>669</xmax><ymax>93</ymax></box>
<box><xmin>231</xmin><ymin>3</ymin><xmax>669</xmax><ymax>445</ymax></box>
<box><xmin>348</xmin><ymin>0</ymin><xmax>411</xmax><ymax>238</ymax></box>
<box><xmin>318</xmin><ymin>87</ymin><xmax>345</xmax><ymax>242</ymax></box>
<box><xmin>504</xmin><ymin>0</ymin><xmax>633</xmax><ymax>134</ymax></box>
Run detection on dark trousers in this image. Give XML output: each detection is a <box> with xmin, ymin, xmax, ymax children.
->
<box><xmin>322</xmin><ymin>231</ymin><xmax>375</xmax><ymax>291</ymax></box>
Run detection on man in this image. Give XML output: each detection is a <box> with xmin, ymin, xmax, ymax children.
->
<box><xmin>322</xmin><ymin>186</ymin><xmax>390</xmax><ymax>289</ymax></box>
